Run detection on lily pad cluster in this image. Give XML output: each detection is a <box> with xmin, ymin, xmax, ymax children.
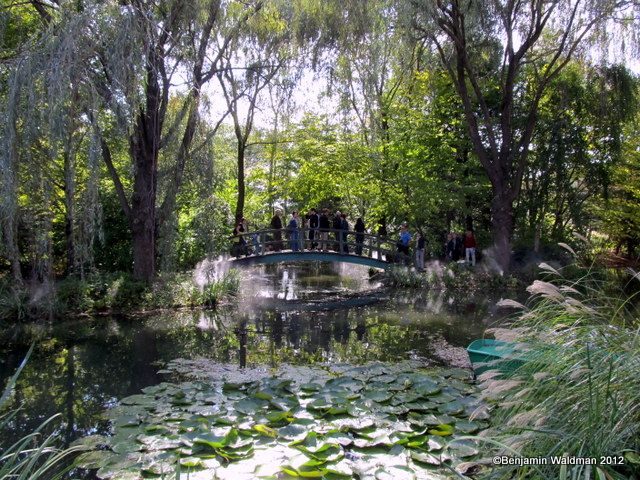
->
<box><xmin>75</xmin><ymin>361</ymin><xmax>489</xmax><ymax>479</ymax></box>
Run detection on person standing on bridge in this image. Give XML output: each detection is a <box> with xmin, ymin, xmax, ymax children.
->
<box><xmin>306</xmin><ymin>208</ymin><xmax>319</xmax><ymax>250</ymax></box>
<box><xmin>288</xmin><ymin>211</ymin><xmax>300</xmax><ymax>252</ymax></box>
<box><xmin>270</xmin><ymin>210</ymin><xmax>283</xmax><ymax>251</ymax></box>
<box><xmin>340</xmin><ymin>213</ymin><xmax>350</xmax><ymax>254</ymax></box>
<box><xmin>397</xmin><ymin>222</ymin><xmax>411</xmax><ymax>262</ymax></box>
<box><xmin>354</xmin><ymin>218</ymin><xmax>365</xmax><ymax>255</ymax></box>
<box><xmin>332</xmin><ymin>211</ymin><xmax>342</xmax><ymax>251</ymax></box>
<box><xmin>318</xmin><ymin>208</ymin><xmax>330</xmax><ymax>252</ymax></box>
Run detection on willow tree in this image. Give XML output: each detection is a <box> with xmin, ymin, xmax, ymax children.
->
<box><xmin>409</xmin><ymin>0</ymin><xmax>638</xmax><ymax>272</ymax></box>
<box><xmin>1</xmin><ymin>0</ymin><xmax>267</xmax><ymax>282</ymax></box>
<box><xmin>215</xmin><ymin>1</ymin><xmax>295</xmax><ymax>223</ymax></box>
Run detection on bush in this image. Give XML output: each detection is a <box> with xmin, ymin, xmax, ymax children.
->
<box><xmin>386</xmin><ymin>266</ymin><xmax>426</xmax><ymax>288</ymax></box>
<box><xmin>0</xmin><ymin>281</ymin><xmax>30</xmax><ymax>322</ymax></box>
<box><xmin>194</xmin><ymin>270</ymin><xmax>240</xmax><ymax>308</ymax></box>
<box><xmin>55</xmin><ymin>277</ymin><xmax>93</xmax><ymax>312</ymax></box>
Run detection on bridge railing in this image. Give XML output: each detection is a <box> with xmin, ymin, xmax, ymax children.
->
<box><xmin>230</xmin><ymin>227</ymin><xmax>409</xmax><ymax>263</ymax></box>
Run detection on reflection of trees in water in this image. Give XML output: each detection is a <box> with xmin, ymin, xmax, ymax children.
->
<box><xmin>0</xmin><ymin>288</ymin><xmax>493</xmax><ymax>447</ymax></box>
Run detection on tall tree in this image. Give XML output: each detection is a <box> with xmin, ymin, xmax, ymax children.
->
<box><xmin>215</xmin><ymin>1</ymin><xmax>293</xmax><ymax>222</ymax></box>
<box><xmin>410</xmin><ymin>0</ymin><xmax>636</xmax><ymax>271</ymax></box>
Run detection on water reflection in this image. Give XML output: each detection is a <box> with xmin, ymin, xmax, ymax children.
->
<box><xmin>0</xmin><ymin>262</ymin><xmax>496</xmax><ymax>449</ymax></box>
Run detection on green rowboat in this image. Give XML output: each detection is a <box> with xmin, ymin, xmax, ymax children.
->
<box><xmin>466</xmin><ymin>339</ymin><xmax>529</xmax><ymax>376</ymax></box>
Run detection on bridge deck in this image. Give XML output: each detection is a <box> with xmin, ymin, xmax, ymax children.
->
<box><xmin>228</xmin><ymin>227</ymin><xmax>406</xmax><ymax>269</ymax></box>
<box><xmin>231</xmin><ymin>250</ymin><xmax>392</xmax><ymax>269</ymax></box>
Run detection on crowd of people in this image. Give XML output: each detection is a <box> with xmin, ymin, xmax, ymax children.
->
<box><xmin>268</xmin><ymin>208</ymin><xmax>367</xmax><ymax>255</ymax></box>
<box><xmin>231</xmin><ymin>210</ymin><xmax>478</xmax><ymax>268</ymax></box>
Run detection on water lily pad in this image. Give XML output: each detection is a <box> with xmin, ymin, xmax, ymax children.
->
<box><xmin>363</xmin><ymin>390</ymin><xmax>394</xmax><ymax>403</ymax></box>
<box><xmin>453</xmin><ymin>420</ymin><xmax>480</xmax><ymax>434</ymax></box>
<box><xmin>277</xmin><ymin>426</ymin><xmax>308</xmax><ymax>443</ymax></box>
<box><xmin>235</xmin><ymin>398</ymin><xmax>264</xmax><ymax>415</ymax></box>
<box><xmin>253</xmin><ymin>424</ymin><xmax>277</xmax><ymax>438</ymax></box>
<box><xmin>179</xmin><ymin>456</ymin><xmax>205</xmax><ymax>468</ymax></box>
<box><xmin>427</xmin><ymin>424</ymin><xmax>454</xmax><ymax>436</ymax></box>
<box><xmin>447</xmin><ymin>440</ymin><xmax>479</xmax><ymax>458</ymax></box>
<box><xmin>410</xmin><ymin>450</ymin><xmax>442</xmax><ymax>466</ymax></box>
<box><xmin>375</xmin><ymin>465</ymin><xmax>416</xmax><ymax>479</ymax></box>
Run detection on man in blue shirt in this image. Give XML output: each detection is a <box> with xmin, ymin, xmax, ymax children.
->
<box><xmin>398</xmin><ymin>222</ymin><xmax>411</xmax><ymax>257</ymax></box>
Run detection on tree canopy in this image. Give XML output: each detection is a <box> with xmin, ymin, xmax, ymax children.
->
<box><xmin>1</xmin><ymin>0</ymin><xmax>639</xmax><ymax>285</ymax></box>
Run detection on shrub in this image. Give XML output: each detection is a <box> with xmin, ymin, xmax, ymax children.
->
<box><xmin>386</xmin><ymin>266</ymin><xmax>426</xmax><ymax>288</ymax></box>
<box><xmin>195</xmin><ymin>270</ymin><xmax>240</xmax><ymax>308</ymax></box>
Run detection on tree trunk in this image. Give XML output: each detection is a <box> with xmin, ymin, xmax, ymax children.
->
<box><xmin>235</xmin><ymin>143</ymin><xmax>245</xmax><ymax>223</ymax></box>
<box><xmin>2</xmin><ymin>216</ymin><xmax>22</xmax><ymax>285</ymax></box>
<box><xmin>490</xmin><ymin>193</ymin><xmax>514</xmax><ymax>273</ymax></box>
<box><xmin>130</xmin><ymin>146</ymin><xmax>157</xmax><ymax>282</ymax></box>
<box><xmin>63</xmin><ymin>147</ymin><xmax>76</xmax><ymax>275</ymax></box>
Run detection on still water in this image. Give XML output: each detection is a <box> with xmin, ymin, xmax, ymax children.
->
<box><xmin>0</xmin><ymin>263</ymin><xmax>496</xmax><ymax>447</ymax></box>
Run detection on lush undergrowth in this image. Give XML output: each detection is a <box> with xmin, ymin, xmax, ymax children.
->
<box><xmin>479</xmin><ymin>256</ymin><xmax>640</xmax><ymax>479</ymax></box>
<box><xmin>0</xmin><ymin>270</ymin><xmax>240</xmax><ymax>322</ymax></box>
<box><xmin>386</xmin><ymin>263</ymin><xmax>523</xmax><ymax>293</ymax></box>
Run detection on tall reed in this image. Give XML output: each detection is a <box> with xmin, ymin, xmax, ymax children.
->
<box><xmin>480</xmin><ymin>252</ymin><xmax>640</xmax><ymax>479</ymax></box>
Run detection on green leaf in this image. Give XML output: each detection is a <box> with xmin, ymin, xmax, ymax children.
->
<box><xmin>193</xmin><ymin>433</ymin><xmax>227</xmax><ymax>449</ymax></box>
<box><xmin>253</xmin><ymin>423</ymin><xmax>277</xmax><ymax>438</ymax></box>
<box><xmin>427</xmin><ymin>424</ymin><xmax>454</xmax><ymax>436</ymax></box>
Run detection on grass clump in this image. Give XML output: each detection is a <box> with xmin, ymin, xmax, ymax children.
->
<box><xmin>386</xmin><ymin>265</ymin><xmax>426</xmax><ymax>288</ymax></box>
<box><xmin>479</xmin><ymin>250</ymin><xmax>640</xmax><ymax>479</ymax></box>
<box><xmin>191</xmin><ymin>270</ymin><xmax>240</xmax><ymax>308</ymax></box>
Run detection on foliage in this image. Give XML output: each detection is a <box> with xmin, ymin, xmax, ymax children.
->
<box><xmin>386</xmin><ymin>266</ymin><xmax>427</xmax><ymax>289</ymax></box>
<box><xmin>479</xmin><ymin>254</ymin><xmax>640</xmax><ymax>479</ymax></box>
<box><xmin>192</xmin><ymin>270</ymin><xmax>240</xmax><ymax>308</ymax></box>
<box><xmin>0</xmin><ymin>270</ymin><xmax>241</xmax><ymax>321</ymax></box>
<box><xmin>74</xmin><ymin>360</ymin><xmax>488</xmax><ymax>478</ymax></box>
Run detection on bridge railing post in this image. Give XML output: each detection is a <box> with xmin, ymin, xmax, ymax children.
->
<box><xmin>377</xmin><ymin>235</ymin><xmax>382</xmax><ymax>261</ymax></box>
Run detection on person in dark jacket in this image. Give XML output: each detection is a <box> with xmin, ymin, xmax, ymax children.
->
<box><xmin>318</xmin><ymin>208</ymin><xmax>331</xmax><ymax>251</ymax></box>
<box><xmin>270</xmin><ymin>210</ymin><xmax>283</xmax><ymax>251</ymax></box>
<box><xmin>306</xmin><ymin>208</ymin><xmax>319</xmax><ymax>250</ymax></box>
<box><xmin>452</xmin><ymin>233</ymin><xmax>463</xmax><ymax>261</ymax></box>
<box><xmin>445</xmin><ymin>232</ymin><xmax>455</xmax><ymax>261</ymax></box>
<box><xmin>340</xmin><ymin>213</ymin><xmax>350</xmax><ymax>253</ymax></box>
<box><xmin>354</xmin><ymin>218</ymin><xmax>365</xmax><ymax>255</ymax></box>
<box><xmin>332</xmin><ymin>211</ymin><xmax>342</xmax><ymax>251</ymax></box>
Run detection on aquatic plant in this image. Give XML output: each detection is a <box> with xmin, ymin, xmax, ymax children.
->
<box><xmin>386</xmin><ymin>266</ymin><xmax>426</xmax><ymax>288</ymax></box>
<box><xmin>479</xmin><ymin>253</ymin><xmax>640</xmax><ymax>479</ymax></box>
<box><xmin>0</xmin><ymin>345</ymin><xmax>86</xmax><ymax>479</ymax></box>
<box><xmin>74</xmin><ymin>360</ymin><xmax>490</xmax><ymax>478</ymax></box>
<box><xmin>194</xmin><ymin>270</ymin><xmax>240</xmax><ymax>308</ymax></box>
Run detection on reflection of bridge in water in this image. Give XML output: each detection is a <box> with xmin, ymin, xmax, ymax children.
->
<box><xmin>230</xmin><ymin>228</ymin><xmax>404</xmax><ymax>269</ymax></box>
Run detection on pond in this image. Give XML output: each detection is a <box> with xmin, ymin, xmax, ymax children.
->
<box><xmin>0</xmin><ymin>263</ymin><xmax>498</xmax><ymax>455</ymax></box>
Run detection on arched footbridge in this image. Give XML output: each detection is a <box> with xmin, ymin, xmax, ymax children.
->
<box><xmin>230</xmin><ymin>228</ymin><xmax>407</xmax><ymax>270</ymax></box>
